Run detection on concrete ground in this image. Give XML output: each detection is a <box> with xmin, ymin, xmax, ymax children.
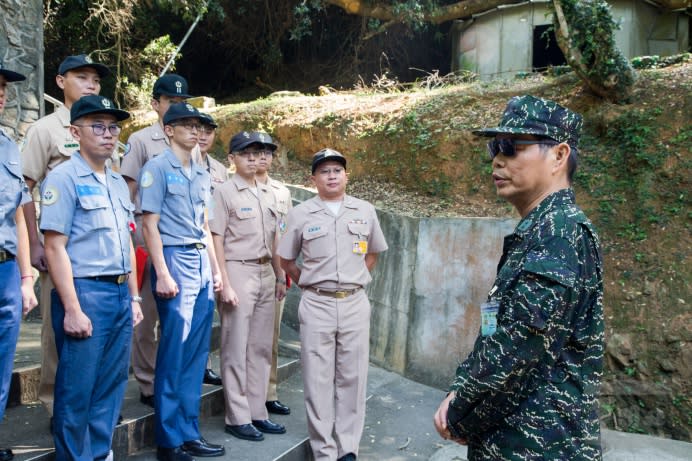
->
<box><xmin>4</xmin><ymin>316</ymin><xmax>692</xmax><ymax>460</ymax></box>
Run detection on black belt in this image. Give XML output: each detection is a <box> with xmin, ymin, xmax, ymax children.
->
<box><xmin>231</xmin><ymin>256</ymin><xmax>272</xmax><ymax>265</ymax></box>
<box><xmin>0</xmin><ymin>250</ymin><xmax>15</xmax><ymax>263</ymax></box>
<box><xmin>77</xmin><ymin>274</ymin><xmax>129</xmax><ymax>284</ymax></box>
<box><xmin>306</xmin><ymin>287</ymin><xmax>362</xmax><ymax>299</ymax></box>
<box><xmin>169</xmin><ymin>243</ymin><xmax>206</xmax><ymax>250</ymax></box>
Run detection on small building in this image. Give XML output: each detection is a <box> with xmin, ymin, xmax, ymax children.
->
<box><xmin>451</xmin><ymin>0</ymin><xmax>690</xmax><ymax>79</ymax></box>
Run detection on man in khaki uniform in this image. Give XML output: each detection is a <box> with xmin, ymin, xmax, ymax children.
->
<box><xmin>210</xmin><ymin>131</ymin><xmax>287</xmax><ymax>442</ymax></box>
<box><xmin>21</xmin><ymin>54</ymin><xmax>110</xmax><ymax>422</ymax></box>
<box><xmin>255</xmin><ymin>138</ymin><xmax>292</xmax><ymax>416</ymax></box>
<box><xmin>195</xmin><ymin>112</ymin><xmax>226</xmax><ymax>386</ymax></box>
<box><xmin>278</xmin><ymin>149</ymin><xmax>388</xmax><ymax>461</ymax></box>
<box><xmin>121</xmin><ymin>74</ymin><xmax>218</xmax><ymax>405</ymax></box>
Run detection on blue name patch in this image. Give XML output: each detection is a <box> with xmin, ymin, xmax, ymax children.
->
<box><xmin>76</xmin><ymin>185</ymin><xmax>104</xmax><ymax>196</ymax></box>
<box><xmin>166</xmin><ymin>173</ymin><xmax>186</xmax><ymax>185</ymax></box>
<box><xmin>307</xmin><ymin>226</ymin><xmax>321</xmax><ymax>233</ymax></box>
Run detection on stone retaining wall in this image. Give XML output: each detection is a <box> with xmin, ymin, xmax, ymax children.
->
<box><xmin>0</xmin><ymin>0</ymin><xmax>43</xmax><ymax>139</ymax></box>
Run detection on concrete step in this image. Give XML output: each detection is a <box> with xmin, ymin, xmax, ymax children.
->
<box><xmin>0</xmin><ymin>352</ymin><xmax>300</xmax><ymax>461</ymax></box>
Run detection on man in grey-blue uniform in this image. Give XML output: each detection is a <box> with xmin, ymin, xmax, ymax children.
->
<box><xmin>40</xmin><ymin>95</ymin><xmax>143</xmax><ymax>460</ymax></box>
<box><xmin>139</xmin><ymin>102</ymin><xmax>225</xmax><ymax>461</ymax></box>
<box><xmin>0</xmin><ymin>59</ymin><xmax>38</xmax><ymax>461</ymax></box>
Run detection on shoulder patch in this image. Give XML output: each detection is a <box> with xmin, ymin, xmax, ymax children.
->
<box><xmin>141</xmin><ymin>171</ymin><xmax>154</xmax><ymax>188</ymax></box>
<box><xmin>124</xmin><ymin>143</ymin><xmax>131</xmax><ymax>156</ymax></box>
<box><xmin>42</xmin><ymin>186</ymin><xmax>59</xmax><ymax>205</ymax></box>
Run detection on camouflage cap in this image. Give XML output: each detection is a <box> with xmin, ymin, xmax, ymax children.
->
<box><xmin>472</xmin><ymin>95</ymin><xmax>582</xmax><ymax>146</ymax></box>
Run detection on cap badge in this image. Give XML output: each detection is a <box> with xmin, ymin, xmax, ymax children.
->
<box><xmin>101</xmin><ymin>98</ymin><xmax>111</xmax><ymax>108</ymax></box>
<box><xmin>243</xmin><ymin>132</ymin><xmax>250</xmax><ymax>138</ymax></box>
<box><xmin>185</xmin><ymin>103</ymin><xmax>194</xmax><ymax>112</ymax></box>
<box><xmin>176</xmin><ymin>80</ymin><xmax>182</xmax><ymax>93</ymax></box>
<box><xmin>85</xmin><ymin>55</ymin><xmax>93</xmax><ymax>64</ymax></box>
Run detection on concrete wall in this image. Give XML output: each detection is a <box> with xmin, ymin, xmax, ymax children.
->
<box><xmin>282</xmin><ymin>186</ymin><xmax>517</xmax><ymax>390</ymax></box>
<box><xmin>452</xmin><ymin>0</ymin><xmax>690</xmax><ymax>80</ymax></box>
<box><xmin>0</xmin><ymin>0</ymin><xmax>43</xmax><ymax>139</ymax></box>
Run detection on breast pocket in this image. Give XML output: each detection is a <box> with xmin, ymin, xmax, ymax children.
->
<box><xmin>77</xmin><ymin>194</ymin><xmax>111</xmax><ymax>230</ymax></box>
<box><xmin>232</xmin><ymin>207</ymin><xmax>259</xmax><ymax>237</ymax></box>
<box><xmin>118</xmin><ymin>196</ymin><xmax>135</xmax><ymax>229</ymax></box>
<box><xmin>0</xmin><ymin>163</ymin><xmax>25</xmax><ymax>212</ymax></box>
<box><xmin>302</xmin><ymin>227</ymin><xmax>330</xmax><ymax>259</ymax></box>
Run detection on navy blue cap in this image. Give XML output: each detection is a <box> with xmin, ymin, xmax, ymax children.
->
<box><xmin>199</xmin><ymin>112</ymin><xmax>218</xmax><ymax>128</ymax></box>
<box><xmin>153</xmin><ymin>74</ymin><xmax>192</xmax><ymax>98</ymax></box>
<box><xmin>0</xmin><ymin>61</ymin><xmax>26</xmax><ymax>82</ymax></box>
<box><xmin>58</xmin><ymin>54</ymin><xmax>110</xmax><ymax>78</ymax></box>
<box><xmin>70</xmin><ymin>95</ymin><xmax>130</xmax><ymax>123</ymax></box>
<box><xmin>230</xmin><ymin>131</ymin><xmax>277</xmax><ymax>153</ymax></box>
<box><xmin>311</xmin><ymin>148</ymin><xmax>347</xmax><ymax>173</ymax></box>
<box><xmin>162</xmin><ymin>102</ymin><xmax>202</xmax><ymax>126</ymax></box>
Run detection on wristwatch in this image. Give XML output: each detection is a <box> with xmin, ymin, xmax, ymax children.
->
<box><xmin>131</xmin><ymin>295</ymin><xmax>143</xmax><ymax>303</ymax></box>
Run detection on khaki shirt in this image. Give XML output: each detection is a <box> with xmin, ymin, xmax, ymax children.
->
<box><xmin>277</xmin><ymin>195</ymin><xmax>387</xmax><ymax>289</ymax></box>
<box><xmin>266</xmin><ymin>176</ymin><xmax>292</xmax><ymax>236</ymax></box>
<box><xmin>22</xmin><ymin>105</ymin><xmax>120</xmax><ymax>182</ymax></box>
<box><xmin>209</xmin><ymin>174</ymin><xmax>278</xmax><ymax>261</ymax></box>
<box><xmin>203</xmin><ymin>154</ymin><xmax>229</xmax><ymax>192</ymax></box>
<box><xmin>120</xmin><ymin>121</ymin><xmax>169</xmax><ymax>182</ymax></box>
<box><xmin>21</xmin><ymin>105</ymin><xmax>79</xmax><ymax>182</ymax></box>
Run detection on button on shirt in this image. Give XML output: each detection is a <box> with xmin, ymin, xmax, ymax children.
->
<box><xmin>39</xmin><ymin>152</ymin><xmax>134</xmax><ymax>277</ymax></box>
<box><xmin>139</xmin><ymin>149</ymin><xmax>210</xmax><ymax>246</ymax></box>
<box><xmin>0</xmin><ymin>132</ymin><xmax>31</xmax><ymax>255</ymax></box>
<box><xmin>278</xmin><ymin>195</ymin><xmax>388</xmax><ymax>289</ymax></box>
<box><xmin>209</xmin><ymin>174</ymin><xmax>277</xmax><ymax>261</ymax></box>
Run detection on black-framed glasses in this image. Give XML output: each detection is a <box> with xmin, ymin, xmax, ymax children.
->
<box><xmin>237</xmin><ymin>149</ymin><xmax>273</xmax><ymax>158</ymax></box>
<box><xmin>199</xmin><ymin>126</ymin><xmax>215</xmax><ymax>134</ymax></box>
<box><xmin>487</xmin><ymin>138</ymin><xmax>559</xmax><ymax>159</ymax></box>
<box><xmin>171</xmin><ymin>122</ymin><xmax>202</xmax><ymax>131</ymax></box>
<box><xmin>73</xmin><ymin>123</ymin><xmax>122</xmax><ymax>136</ymax></box>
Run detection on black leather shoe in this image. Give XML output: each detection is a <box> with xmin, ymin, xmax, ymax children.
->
<box><xmin>0</xmin><ymin>448</ymin><xmax>13</xmax><ymax>461</ymax></box>
<box><xmin>140</xmin><ymin>393</ymin><xmax>155</xmax><ymax>408</ymax></box>
<box><xmin>338</xmin><ymin>454</ymin><xmax>356</xmax><ymax>461</ymax></box>
<box><xmin>156</xmin><ymin>446</ymin><xmax>193</xmax><ymax>461</ymax></box>
<box><xmin>224</xmin><ymin>424</ymin><xmax>264</xmax><ymax>441</ymax></box>
<box><xmin>182</xmin><ymin>437</ymin><xmax>224</xmax><ymax>457</ymax></box>
<box><xmin>252</xmin><ymin>419</ymin><xmax>286</xmax><ymax>434</ymax></box>
<box><xmin>265</xmin><ymin>400</ymin><xmax>291</xmax><ymax>415</ymax></box>
<box><xmin>202</xmin><ymin>369</ymin><xmax>222</xmax><ymax>386</ymax></box>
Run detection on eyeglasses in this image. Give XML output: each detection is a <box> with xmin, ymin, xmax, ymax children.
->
<box><xmin>73</xmin><ymin>123</ymin><xmax>122</xmax><ymax>136</ymax></box>
<box><xmin>237</xmin><ymin>149</ymin><xmax>273</xmax><ymax>158</ymax></box>
<box><xmin>171</xmin><ymin>122</ymin><xmax>202</xmax><ymax>131</ymax></box>
<box><xmin>487</xmin><ymin>138</ymin><xmax>559</xmax><ymax>159</ymax></box>
<box><xmin>199</xmin><ymin>126</ymin><xmax>215</xmax><ymax>134</ymax></box>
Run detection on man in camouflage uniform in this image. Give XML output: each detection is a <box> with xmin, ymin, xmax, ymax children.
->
<box><xmin>434</xmin><ymin>95</ymin><xmax>604</xmax><ymax>460</ymax></box>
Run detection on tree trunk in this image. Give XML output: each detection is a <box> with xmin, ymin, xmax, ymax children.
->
<box><xmin>552</xmin><ymin>0</ymin><xmax>637</xmax><ymax>103</ymax></box>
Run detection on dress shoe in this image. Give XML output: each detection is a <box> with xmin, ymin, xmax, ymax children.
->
<box><xmin>265</xmin><ymin>400</ymin><xmax>291</xmax><ymax>415</ymax></box>
<box><xmin>338</xmin><ymin>454</ymin><xmax>356</xmax><ymax>461</ymax></box>
<box><xmin>182</xmin><ymin>438</ymin><xmax>225</xmax><ymax>457</ymax></box>
<box><xmin>0</xmin><ymin>448</ymin><xmax>13</xmax><ymax>461</ymax></box>
<box><xmin>224</xmin><ymin>423</ymin><xmax>264</xmax><ymax>441</ymax></box>
<box><xmin>140</xmin><ymin>393</ymin><xmax>155</xmax><ymax>408</ymax></box>
<box><xmin>202</xmin><ymin>369</ymin><xmax>222</xmax><ymax>386</ymax></box>
<box><xmin>156</xmin><ymin>446</ymin><xmax>194</xmax><ymax>461</ymax></box>
<box><xmin>252</xmin><ymin>419</ymin><xmax>286</xmax><ymax>434</ymax></box>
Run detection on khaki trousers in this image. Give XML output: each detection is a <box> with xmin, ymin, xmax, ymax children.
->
<box><xmin>38</xmin><ymin>272</ymin><xmax>57</xmax><ymax>416</ymax></box>
<box><xmin>266</xmin><ymin>298</ymin><xmax>285</xmax><ymax>401</ymax></box>
<box><xmin>220</xmin><ymin>261</ymin><xmax>275</xmax><ymax>425</ymax></box>
<box><xmin>300</xmin><ymin>289</ymin><xmax>371</xmax><ymax>461</ymax></box>
<box><xmin>131</xmin><ymin>215</ymin><xmax>159</xmax><ymax>396</ymax></box>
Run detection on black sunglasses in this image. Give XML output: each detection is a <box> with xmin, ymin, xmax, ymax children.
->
<box><xmin>487</xmin><ymin>138</ymin><xmax>559</xmax><ymax>159</ymax></box>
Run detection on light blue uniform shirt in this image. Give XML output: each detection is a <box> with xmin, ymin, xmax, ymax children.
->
<box><xmin>0</xmin><ymin>132</ymin><xmax>31</xmax><ymax>256</ymax></box>
<box><xmin>139</xmin><ymin>149</ymin><xmax>210</xmax><ymax>246</ymax></box>
<box><xmin>39</xmin><ymin>152</ymin><xmax>135</xmax><ymax>277</ymax></box>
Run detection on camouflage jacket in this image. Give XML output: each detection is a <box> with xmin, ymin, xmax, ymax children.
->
<box><xmin>447</xmin><ymin>188</ymin><xmax>604</xmax><ymax>461</ymax></box>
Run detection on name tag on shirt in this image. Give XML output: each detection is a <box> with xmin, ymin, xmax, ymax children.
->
<box><xmin>480</xmin><ymin>300</ymin><xmax>499</xmax><ymax>336</ymax></box>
